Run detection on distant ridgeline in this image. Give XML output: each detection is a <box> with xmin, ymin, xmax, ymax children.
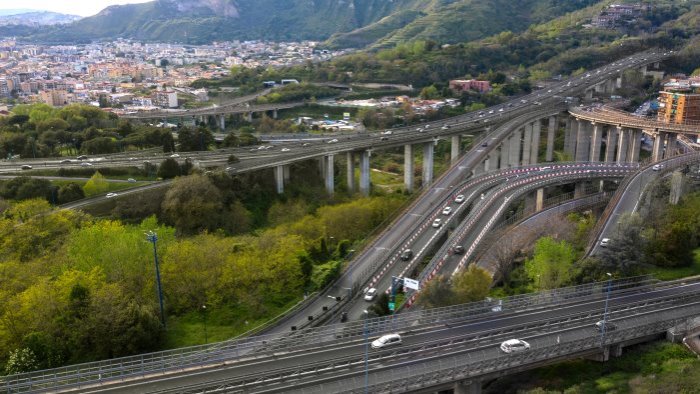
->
<box><xmin>12</xmin><ymin>0</ymin><xmax>599</xmax><ymax>47</ymax></box>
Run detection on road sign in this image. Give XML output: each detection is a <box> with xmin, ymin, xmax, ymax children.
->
<box><xmin>388</xmin><ymin>302</ymin><xmax>395</xmax><ymax>311</ymax></box>
<box><xmin>403</xmin><ymin>277</ymin><xmax>420</xmax><ymax>291</ymax></box>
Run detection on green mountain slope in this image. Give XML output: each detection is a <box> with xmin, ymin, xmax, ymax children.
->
<box><xmin>325</xmin><ymin>0</ymin><xmax>600</xmax><ymax>49</ymax></box>
<box><xmin>24</xmin><ymin>0</ymin><xmax>599</xmax><ymax>47</ymax></box>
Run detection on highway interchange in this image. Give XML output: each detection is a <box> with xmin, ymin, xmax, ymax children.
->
<box><xmin>0</xmin><ymin>49</ymin><xmax>685</xmax><ymax>393</ymax></box>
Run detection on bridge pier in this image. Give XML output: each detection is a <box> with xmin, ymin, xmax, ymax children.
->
<box><xmin>652</xmin><ymin>130</ymin><xmax>666</xmax><ymax>162</ymax></box>
<box><xmin>451</xmin><ymin>135</ymin><xmax>460</xmax><ymax>163</ymax></box>
<box><xmin>423</xmin><ymin>142</ymin><xmax>435</xmax><ymax>187</ymax></box>
<box><xmin>522</xmin><ymin>124</ymin><xmax>532</xmax><ymax>166</ymax></box>
<box><xmin>325</xmin><ymin>154</ymin><xmax>335</xmax><ymax>195</ymax></box>
<box><xmin>508</xmin><ymin>128</ymin><xmax>522</xmax><ymax>168</ymax></box>
<box><xmin>218</xmin><ymin>115</ymin><xmax>225</xmax><ymax>130</ymax></box>
<box><xmin>530</xmin><ymin>119</ymin><xmax>541</xmax><ymax>164</ymax></box>
<box><xmin>536</xmin><ymin>188</ymin><xmax>545</xmax><ymax>212</ymax></box>
<box><xmin>454</xmin><ymin>380</ymin><xmax>481</xmax><ymax>394</ymax></box>
<box><xmin>360</xmin><ymin>150</ymin><xmax>371</xmax><ymax>196</ymax></box>
<box><xmin>585</xmin><ymin>89</ymin><xmax>593</xmax><ymax>100</ymax></box>
<box><xmin>346</xmin><ymin>152</ymin><xmax>355</xmax><ymax>193</ymax></box>
<box><xmin>628</xmin><ymin>129</ymin><xmax>642</xmax><ymax>162</ymax></box>
<box><xmin>275</xmin><ymin>165</ymin><xmax>285</xmax><ymax>194</ymax></box>
<box><xmin>604</xmin><ymin>126</ymin><xmax>618</xmax><ymax>162</ymax></box>
<box><xmin>590</xmin><ymin>122</ymin><xmax>603</xmax><ymax>162</ymax></box>
<box><xmin>485</xmin><ymin>148</ymin><xmax>497</xmax><ymax>172</ymax></box>
<box><xmin>616</xmin><ymin>127</ymin><xmax>629</xmax><ymax>163</ymax></box>
<box><xmin>499</xmin><ymin>141</ymin><xmax>510</xmax><ymax>170</ymax></box>
<box><xmin>575</xmin><ymin>120</ymin><xmax>591</xmax><ymax>162</ymax></box>
<box><xmin>665</xmin><ymin>132</ymin><xmax>677</xmax><ymax>158</ymax></box>
<box><xmin>564</xmin><ymin>117</ymin><xmax>576</xmax><ymax>158</ymax></box>
<box><xmin>574</xmin><ymin>182</ymin><xmax>586</xmax><ymax>198</ymax></box>
<box><xmin>404</xmin><ymin>144</ymin><xmax>414</xmax><ymax>192</ymax></box>
<box><xmin>272</xmin><ymin>109</ymin><xmax>278</xmax><ymax>119</ymax></box>
<box><xmin>545</xmin><ymin>115</ymin><xmax>557</xmax><ymax>162</ymax></box>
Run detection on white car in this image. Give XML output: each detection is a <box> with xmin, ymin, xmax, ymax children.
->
<box><xmin>170</xmin><ymin>153</ymin><xmax>180</xmax><ymax>158</ymax></box>
<box><xmin>600</xmin><ymin>238</ymin><xmax>610</xmax><ymax>247</ymax></box>
<box><xmin>327</xmin><ymin>139</ymin><xmax>338</xmax><ymax>144</ymax></box>
<box><xmin>652</xmin><ymin>164</ymin><xmax>663</xmax><ymax>171</ymax></box>
<box><xmin>381</xmin><ymin>130</ymin><xmax>393</xmax><ymax>135</ymax></box>
<box><xmin>455</xmin><ymin>195</ymin><xmax>466</xmax><ymax>204</ymax></box>
<box><xmin>441</xmin><ymin>125</ymin><xmax>451</xmax><ymax>130</ymax></box>
<box><xmin>500</xmin><ymin>339</ymin><xmax>530</xmax><ymax>353</ymax></box>
<box><xmin>364</xmin><ymin>288</ymin><xmax>378</xmax><ymax>301</ymax></box>
<box><xmin>281</xmin><ymin>148</ymin><xmax>291</xmax><ymax>152</ymax></box>
<box><xmin>442</xmin><ymin>207</ymin><xmax>452</xmax><ymax>215</ymax></box>
<box><xmin>105</xmin><ymin>192</ymin><xmax>118</xmax><ymax>198</ymax></box>
<box><xmin>127</xmin><ymin>178</ymin><xmax>137</xmax><ymax>183</ymax></box>
<box><xmin>432</xmin><ymin>218</ymin><xmax>442</xmax><ymax>228</ymax></box>
<box><xmin>80</xmin><ymin>162</ymin><xmax>93</xmax><ymax>167</ymax></box>
<box><xmin>371</xmin><ymin>333</ymin><xmax>402</xmax><ymax>349</ymax></box>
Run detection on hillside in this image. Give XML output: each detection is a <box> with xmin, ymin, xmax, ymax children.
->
<box><xmin>0</xmin><ymin>12</ymin><xmax>81</xmax><ymax>26</ymax></box>
<box><xmin>22</xmin><ymin>0</ymin><xmax>599</xmax><ymax>47</ymax></box>
<box><xmin>325</xmin><ymin>0</ymin><xmax>600</xmax><ymax>49</ymax></box>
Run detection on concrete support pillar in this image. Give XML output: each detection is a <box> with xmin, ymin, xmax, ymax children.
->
<box><xmin>274</xmin><ymin>165</ymin><xmax>285</xmax><ymax>194</ymax></box>
<box><xmin>616</xmin><ymin>127</ymin><xmax>629</xmax><ymax>164</ymax></box>
<box><xmin>536</xmin><ymin>188</ymin><xmax>545</xmax><ymax>212</ymax></box>
<box><xmin>325</xmin><ymin>154</ymin><xmax>335</xmax><ymax>195</ymax></box>
<box><xmin>404</xmin><ymin>144</ymin><xmax>414</xmax><ymax>192</ymax></box>
<box><xmin>604</xmin><ymin>126</ymin><xmax>617</xmax><ymax>162</ymax></box>
<box><xmin>665</xmin><ymin>133</ymin><xmax>677</xmax><ymax>158</ymax></box>
<box><xmin>575</xmin><ymin>120</ymin><xmax>591</xmax><ymax>162</ymax></box>
<box><xmin>564</xmin><ymin>117</ymin><xmax>576</xmax><ymax>157</ymax></box>
<box><xmin>585</xmin><ymin>89</ymin><xmax>593</xmax><ymax>100</ymax></box>
<box><xmin>546</xmin><ymin>116</ymin><xmax>557</xmax><ymax>162</ymax></box>
<box><xmin>652</xmin><ymin>130</ymin><xmax>666</xmax><ymax>162</ymax></box>
<box><xmin>272</xmin><ymin>109</ymin><xmax>278</xmax><ymax>119</ymax></box>
<box><xmin>616</xmin><ymin>77</ymin><xmax>622</xmax><ymax>89</ymax></box>
<box><xmin>509</xmin><ymin>128</ymin><xmax>522</xmax><ymax>168</ymax></box>
<box><xmin>422</xmin><ymin>142</ymin><xmax>434</xmax><ymax>187</ymax></box>
<box><xmin>590</xmin><ymin>123</ymin><xmax>603</xmax><ymax>162</ymax></box>
<box><xmin>283</xmin><ymin>164</ymin><xmax>290</xmax><ymax>181</ymax></box>
<box><xmin>499</xmin><ymin>141</ymin><xmax>510</xmax><ymax>170</ymax></box>
<box><xmin>451</xmin><ymin>135</ymin><xmax>460</xmax><ymax>164</ymax></box>
<box><xmin>485</xmin><ymin>148</ymin><xmax>498</xmax><ymax>172</ymax></box>
<box><xmin>454</xmin><ymin>380</ymin><xmax>482</xmax><ymax>394</ymax></box>
<box><xmin>245</xmin><ymin>112</ymin><xmax>253</xmax><ymax>122</ymax></box>
<box><xmin>522</xmin><ymin>124</ymin><xmax>532</xmax><ymax>166</ymax></box>
<box><xmin>346</xmin><ymin>152</ymin><xmax>355</xmax><ymax>193</ymax></box>
<box><xmin>574</xmin><ymin>182</ymin><xmax>586</xmax><ymax>199</ymax></box>
<box><xmin>530</xmin><ymin>119</ymin><xmax>541</xmax><ymax>164</ymax></box>
<box><xmin>360</xmin><ymin>150</ymin><xmax>371</xmax><ymax>196</ymax></box>
<box><xmin>319</xmin><ymin>157</ymin><xmax>327</xmax><ymax>179</ymax></box>
<box><xmin>219</xmin><ymin>115</ymin><xmax>225</xmax><ymax>130</ymax></box>
<box><xmin>628</xmin><ymin>129</ymin><xmax>641</xmax><ymax>163</ymax></box>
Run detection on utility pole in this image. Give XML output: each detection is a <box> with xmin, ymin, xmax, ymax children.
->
<box><xmin>146</xmin><ymin>231</ymin><xmax>166</xmax><ymax>328</ymax></box>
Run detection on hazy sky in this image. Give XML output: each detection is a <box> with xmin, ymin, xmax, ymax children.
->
<box><xmin>0</xmin><ymin>0</ymin><xmax>153</xmax><ymax>17</ymax></box>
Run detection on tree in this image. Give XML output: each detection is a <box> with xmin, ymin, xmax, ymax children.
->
<box><xmin>452</xmin><ymin>265</ymin><xmax>492</xmax><ymax>304</ymax></box>
<box><xmin>161</xmin><ymin>174</ymin><xmax>225</xmax><ymax>235</ymax></box>
<box><xmin>83</xmin><ymin>171</ymin><xmax>109</xmax><ymax>196</ymax></box>
<box><xmin>58</xmin><ymin>183</ymin><xmax>85</xmax><ymax>204</ymax></box>
<box><xmin>0</xmin><ymin>176</ymin><xmax>52</xmax><ymax>201</ymax></box>
<box><xmin>525</xmin><ymin>237</ymin><xmax>576</xmax><ymax>290</ymax></box>
<box><xmin>4</xmin><ymin>348</ymin><xmax>39</xmax><ymax>374</ymax></box>
<box><xmin>177</xmin><ymin>126</ymin><xmax>213</xmax><ymax>152</ymax></box>
<box><xmin>157</xmin><ymin>158</ymin><xmax>181</xmax><ymax>179</ymax></box>
<box><xmin>418</xmin><ymin>275</ymin><xmax>454</xmax><ymax>309</ymax></box>
<box><xmin>599</xmin><ymin>213</ymin><xmax>646</xmax><ymax>276</ymax></box>
<box><xmin>419</xmin><ymin>85</ymin><xmax>439</xmax><ymax>100</ymax></box>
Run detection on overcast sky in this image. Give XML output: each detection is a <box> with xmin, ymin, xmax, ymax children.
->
<box><xmin>0</xmin><ymin>0</ymin><xmax>153</xmax><ymax>17</ymax></box>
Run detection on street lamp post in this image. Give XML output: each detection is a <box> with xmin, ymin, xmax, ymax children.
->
<box><xmin>363</xmin><ymin>309</ymin><xmax>369</xmax><ymax>394</ymax></box>
<box><xmin>202</xmin><ymin>305</ymin><xmax>208</xmax><ymax>344</ymax></box>
<box><xmin>146</xmin><ymin>231</ymin><xmax>166</xmax><ymax>328</ymax></box>
<box><xmin>600</xmin><ymin>272</ymin><xmax>613</xmax><ymax>347</ymax></box>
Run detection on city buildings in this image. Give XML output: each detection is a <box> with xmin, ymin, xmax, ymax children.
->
<box><xmin>449</xmin><ymin>79</ymin><xmax>492</xmax><ymax>94</ymax></box>
<box><xmin>657</xmin><ymin>78</ymin><xmax>700</xmax><ymax>124</ymax></box>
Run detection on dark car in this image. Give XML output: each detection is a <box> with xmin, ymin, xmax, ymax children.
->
<box><xmin>77</xmin><ymin>155</ymin><xmax>88</xmax><ymax>160</ymax></box>
<box><xmin>400</xmin><ymin>249</ymin><xmax>413</xmax><ymax>261</ymax></box>
<box><xmin>340</xmin><ymin>312</ymin><xmax>348</xmax><ymax>323</ymax></box>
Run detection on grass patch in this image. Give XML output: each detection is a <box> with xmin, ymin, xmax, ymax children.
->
<box><xmin>644</xmin><ymin>249</ymin><xmax>700</xmax><ymax>281</ymax></box>
<box><xmin>164</xmin><ymin>297</ymin><xmax>302</xmax><ymax>348</ymax></box>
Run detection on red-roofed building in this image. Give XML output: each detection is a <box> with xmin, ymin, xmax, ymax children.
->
<box><xmin>449</xmin><ymin>79</ymin><xmax>491</xmax><ymax>94</ymax></box>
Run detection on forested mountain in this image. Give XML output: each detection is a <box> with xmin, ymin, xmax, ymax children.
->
<box><xmin>16</xmin><ymin>0</ymin><xmax>599</xmax><ymax>46</ymax></box>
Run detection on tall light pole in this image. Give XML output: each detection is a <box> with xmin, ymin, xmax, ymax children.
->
<box><xmin>146</xmin><ymin>231</ymin><xmax>166</xmax><ymax>328</ymax></box>
<box><xmin>600</xmin><ymin>272</ymin><xmax>613</xmax><ymax>347</ymax></box>
<box><xmin>202</xmin><ymin>305</ymin><xmax>208</xmax><ymax>344</ymax></box>
<box><xmin>364</xmin><ymin>309</ymin><xmax>369</xmax><ymax>394</ymax></box>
